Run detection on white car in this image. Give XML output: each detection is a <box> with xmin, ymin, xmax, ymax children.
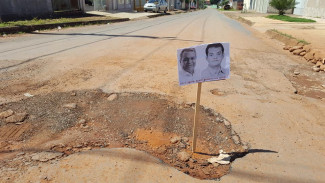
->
<box><xmin>144</xmin><ymin>0</ymin><xmax>168</xmax><ymax>13</ymax></box>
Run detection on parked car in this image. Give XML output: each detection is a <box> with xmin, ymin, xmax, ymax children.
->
<box><xmin>144</xmin><ymin>0</ymin><xmax>168</xmax><ymax>13</ymax></box>
<box><xmin>224</xmin><ymin>4</ymin><xmax>231</xmax><ymax>10</ymax></box>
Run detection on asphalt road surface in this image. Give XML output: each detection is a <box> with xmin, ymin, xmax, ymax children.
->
<box><xmin>0</xmin><ymin>8</ymin><xmax>324</xmax><ymax>183</ymax></box>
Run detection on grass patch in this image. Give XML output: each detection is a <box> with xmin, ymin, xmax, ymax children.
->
<box><xmin>297</xmin><ymin>39</ymin><xmax>309</xmax><ymax>45</ymax></box>
<box><xmin>0</xmin><ymin>16</ymin><xmax>116</xmax><ymax>28</ymax></box>
<box><xmin>271</xmin><ymin>29</ymin><xmax>310</xmax><ymax>45</ymax></box>
<box><xmin>266</xmin><ymin>15</ymin><xmax>316</xmax><ymax>22</ymax></box>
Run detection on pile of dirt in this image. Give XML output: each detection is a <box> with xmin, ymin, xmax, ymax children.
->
<box><xmin>266</xmin><ymin>29</ymin><xmax>325</xmax><ymax>72</ymax></box>
<box><xmin>0</xmin><ymin>90</ymin><xmax>248</xmax><ymax>181</ymax></box>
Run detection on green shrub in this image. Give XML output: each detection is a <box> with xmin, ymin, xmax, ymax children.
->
<box><xmin>269</xmin><ymin>0</ymin><xmax>298</xmax><ymax>15</ymax></box>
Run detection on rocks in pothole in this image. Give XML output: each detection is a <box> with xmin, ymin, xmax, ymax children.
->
<box><xmin>177</xmin><ymin>151</ymin><xmax>191</xmax><ymax>162</ymax></box>
<box><xmin>82</xmin><ymin>147</ymin><xmax>92</xmax><ymax>151</ymax></box>
<box><xmin>107</xmin><ymin>93</ymin><xmax>117</xmax><ymax>101</ymax></box>
<box><xmin>0</xmin><ymin>109</ymin><xmax>14</xmax><ymax>118</ymax></box>
<box><xmin>232</xmin><ymin>135</ymin><xmax>240</xmax><ymax>145</ymax></box>
<box><xmin>23</xmin><ymin>93</ymin><xmax>34</xmax><ymax>97</ymax></box>
<box><xmin>31</xmin><ymin>152</ymin><xmax>63</xmax><ymax>162</ymax></box>
<box><xmin>170</xmin><ymin>136</ymin><xmax>189</xmax><ymax>150</ymax></box>
<box><xmin>157</xmin><ymin>145</ymin><xmax>167</xmax><ymax>154</ymax></box>
<box><xmin>5</xmin><ymin>112</ymin><xmax>28</xmax><ymax>124</ymax></box>
<box><xmin>293</xmin><ymin>71</ymin><xmax>300</xmax><ymax>75</ymax></box>
<box><xmin>224</xmin><ymin>120</ymin><xmax>231</xmax><ymax>128</ymax></box>
<box><xmin>0</xmin><ymin>109</ymin><xmax>29</xmax><ymax>124</ymax></box>
<box><xmin>170</xmin><ymin>136</ymin><xmax>181</xmax><ymax>144</ymax></box>
<box><xmin>77</xmin><ymin>119</ymin><xmax>87</xmax><ymax>128</ymax></box>
<box><xmin>178</xmin><ymin>141</ymin><xmax>187</xmax><ymax>149</ymax></box>
<box><xmin>63</xmin><ymin>103</ymin><xmax>77</xmax><ymax>109</ymax></box>
<box><xmin>216</xmin><ymin>117</ymin><xmax>224</xmax><ymax>123</ymax></box>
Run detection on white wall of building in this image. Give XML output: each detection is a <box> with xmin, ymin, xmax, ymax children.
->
<box><xmin>244</xmin><ymin>0</ymin><xmax>269</xmax><ymax>13</ymax></box>
<box><xmin>304</xmin><ymin>0</ymin><xmax>325</xmax><ymax>18</ymax></box>
<box><xmin>243</xmin><ymin>0</ymin><xmax>251</xmax><ymax>10</ymax></box>
<box><xmin>294</xmin><ymin>0</ymin><xmax>307</xmax><ymax>15</ymax></box>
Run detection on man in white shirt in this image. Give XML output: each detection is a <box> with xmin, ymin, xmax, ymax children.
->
<box><xmin>178</xmin><ymin>48</ymin><xmax>197</xmax><ymax>85</ymax></box>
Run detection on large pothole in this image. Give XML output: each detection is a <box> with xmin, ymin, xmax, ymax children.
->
<box><xmin>0</xmin><ymin>90</ymin><xmax>248</xmax><ymax>181</ymax></box>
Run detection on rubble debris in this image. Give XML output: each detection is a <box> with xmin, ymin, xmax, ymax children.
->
<box><xmin>78</xmin><ymin>119</ymin><xmax>86</xmax><ymax>124</ymax></box>
<box><xmin>181</xmin><ymin>137</ymin><xmax>189</xmax><ymax>143</ymax></box>
<box><xmin>107</xmin><ymin>94</ymin><xmax>118</xmax><ymax>101</ymax></box>
<box><xmin>207</xmin><ymin>150</ymin><xmax>231</xmax><ymax>165</ymax></box>
<box><xmin>0</xmin><ymin>109</ymin><xmax>14</xmax><ymax>119</ymax></box>
<box><xmin>157</xmin><ymin>146</ymin><xmax>167</xmax><ymax>154</ymax></box>
<box><xmin>216</xmin><ymin>117</ymin><xmax>224</xmax><ymax>122</ymax></box>
<box><xmin>224</xmin><ymin>120</ymin><xmax>230</xmax><ymax>127</ymax></box>
<box><xmin>232</xmin><ymin>135</ymin><xmax>240</xmax><ymax>145</ymax></box>
<box><xmin>313</xmin><ymin>67</ymin><xmax>320</xmax><ymax>72</ymax></box>
<box><xmin>293</xmin><ymin>49</ymin><xmax>304</xmax><ymax>55</ymax></box>
<box><xmin>299</xmin><ymin>51</ymin><xmax>306</xmax><ymax>56</ymax></box>
<box><xmin>63</xmin><ymin>103</ymin><xmax>77</xmax><ymax>109</ymax></box>
<box><xmin>170</xmin><ymin>136</ymin><xmax>181</xmax><ymax>144</ymax></box>
<box><xmin>177</xmin><ymin>151</ymin><xmax>191</xmax><ymax>162</ymax></box>
<box><xmin>320</xmin><ymin>65</ymin><xmax>325</xmax><ymax>71</ymax></box>
<box><xmin>289</xmin><ymin>46</ymin><xmax>302</xmax><ymax>52</ymax></box>
<box><xmin>24</xmin><ymin>93</ymin><xmax>34</xmax><ymax>97</ymax></box>
<box><xmin>294</xmin><ymin>71</ymin><xmax>300</xmax><ymax>75</ymax></box>
<box><xmin>31</xmin><ymin>152</ymin><xmax>63</xmax><ymax>162</ymax></box>
<box><xmin>5</xmin><ymin>112</ymin><xmax>28</xmax><ymax>123</ymax></box>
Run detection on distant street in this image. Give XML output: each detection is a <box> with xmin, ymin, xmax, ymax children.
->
<box><xmin>0</xmin><ymin>8</ymin><xmax>324</xmax><ymax>183</ymax></box>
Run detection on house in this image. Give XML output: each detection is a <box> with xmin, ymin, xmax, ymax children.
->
<box><xmin>243</xmin><ymin>0</ymin><xmax>324</xmax><ymax>18</ymax></box>
<box><xmin>86</xmin><ymin>0</ymin><xmax>133</xmax><ymax>11</ymax></box>
<box><xmin>0</xmin><ymin>0</ymin><xmax>87</xmax><ymax>21</ymax></box>
<box><xmin>243</xmin><ymin>0</ymin><xmax>292</xmax><ymax>14</ymax></box>
<box><xmin>294</xmin><ymin>0</ymin><xmax>325</xmax><ymax>18</ymax></box>
<box><xmin>232</xmin><ymin>0</ymin><xmax>244</xmax><ymax>10</ymax></box>
<box><xmin>133</xmin><ymin>0</ymin><xmax>146</xmax><ymax>11</ymax></box>
<box><xmin>0</xmin><ymin>0</ymin><xmax>53</xmax><ymax>20</ymax></box>
<box><xmin>52</xmin><ymin>0</ymin><xmax>85</xmax><ymax>11</ymax></box>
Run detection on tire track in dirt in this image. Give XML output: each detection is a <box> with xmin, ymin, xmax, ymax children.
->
<box><xmin>102</xmin><ymin>14</ymin><xmax>206</xmax><ymax>92</ymax></box>
<box><xmin>0</xmin><ymin>15</ymin><xmax>189</xmax><ymax>54</ymax></box>
<box><xmin>0</xmin><ymin>123</ymin><xmax>31</xmax><ymax>140</ymax></box>
<box><xmin>0</xmin><ymin>13</ymin><xmax>201</xmax><ymax>71</ymax></box>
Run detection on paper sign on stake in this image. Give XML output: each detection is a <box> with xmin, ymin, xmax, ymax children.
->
<box><xmin>177</xmin><ymin>42</ymin><xmax>230</xmax><ymax>153</ymax></box>
<box><xmin>177</xmin><ymin>42</ymin><xmax>230</xmax><ymax>86</ymax></box>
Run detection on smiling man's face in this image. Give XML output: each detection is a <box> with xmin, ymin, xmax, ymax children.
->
<box><xmin>181</xmin><ymin>51</ymin><xmax>196</xmax><ymax>74</ymax></box>
<box><xmin>206</xmin><ymin>47</ymin><xmax>224</xmax><ymax>67</ymax></box>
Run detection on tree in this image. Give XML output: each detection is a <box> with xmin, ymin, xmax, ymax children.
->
<box><xmin>269</xmin><ymin>0</ymin><xmax>298</xmax><ymax>15</ymax></box>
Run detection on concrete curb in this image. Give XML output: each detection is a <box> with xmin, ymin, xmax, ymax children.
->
<box><xmin>237</xmin><ymin>16</ymin><xmax>254</xmax><ymax>26</ymax></box>
<box><xmin>147</xmin><ymin>13</ymin><xmax>171</xmax><ymax>18</ymax></box>
<box><xmin>0</xmin><ymin>18</ymin><xmax>130</xmax><ymax>34</ymax></box>
<box><xmin>0</xmin><ymin>10</ymin><xmax>189</xmax><ymax>35</ymax></box>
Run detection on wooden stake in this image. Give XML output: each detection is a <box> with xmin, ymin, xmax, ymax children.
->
<box><xmin>192</xmin><ymin>82</ymin><xmax>202</xmax><ymax>153</ymax></box>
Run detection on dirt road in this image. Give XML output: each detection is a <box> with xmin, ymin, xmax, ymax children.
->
<box><xmin>0</xmin><ymin>8</ymin><xmax>324</xmax><ymax>182</ymax></box>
